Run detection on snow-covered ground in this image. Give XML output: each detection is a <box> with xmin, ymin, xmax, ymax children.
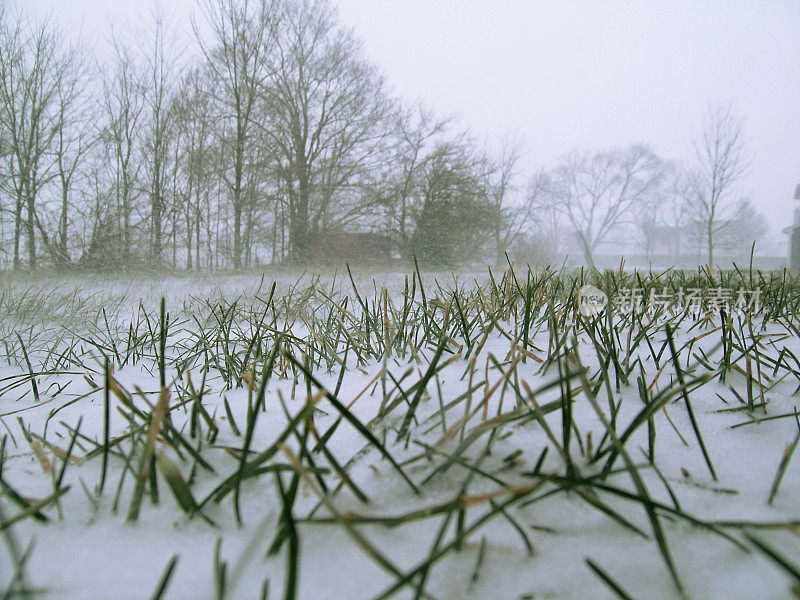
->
<box><xmin>2</xmin><ymin>269</ymin><xmax>799</xmax><ymax>600</ymax></box>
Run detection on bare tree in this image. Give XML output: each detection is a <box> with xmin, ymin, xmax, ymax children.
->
<box><xmin>720</xmin><ymin>197</ymin><xmax>768</xmax><ymax>257</ymax></box>
<box><xmin>49</xmin><ymin>38</ymin><xmax>94</xmax><ymax>265</ymax></box>
<box><xmin>260</xmin><ymin>0</ymin><xmax>392</xmax><ymax>261</ymax></box>
<box><xmin>381</xmin><ymin>103</ymin><xmax>451</xmax><ymax>259</ymax></box>
<box><xmin>173</xmin><ymin>68</ymin><xmax>214</xmax><ymax>269</ymax></box>
<box><xmin>547</xmin><ymin>144</ymin><xmax>664</xmax><ymax>268</ymax></box>
<box><xmin>0</xmin><ymin>14</ymin><xmax>92</xmax><ymax>267</ymax></box>
<box><xmin>687</xmin><ymin>103</ymin><xmax>750</xmax><ymax>267</ymax></box>
<box><xmin>511</xmin><ymin>169</ymin><xmax>559</xmax><ymax>264</ymax></box>
<box><xmin>662</xmin><ymin>169</ymin><xmax>693</xmax><ymax>260</ymax></box>
<box><xmin>142</xmin><ymin>7</ymin><xmax>182</xmax><ymax>264</ymax></box>
<box><xmin>484</xmin><ymin>134</ymin><xmax>527</xmax><ymax>264</ymax></box>
<box><xmin>100</xmin><ymin>34</ymin><xmax>146</xmax><ymax>265</ymax></box>
<box><xmin>0</xmin><ymin>9</ymin><xmax>64</xmax><ymax>269</ymax></box>
<box><xmin>194</xmin><ymin>0</ymin><xmax>280</xmax><ymax>268</ymax></box>
<box><xmin>630</xmin><ymin>163</ymin><xmax>677</xmax><ymax>261</ymax></box>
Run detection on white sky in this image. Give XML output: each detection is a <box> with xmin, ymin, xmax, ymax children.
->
<box><xmin>26</xmin><ymin>0</ymin><xmax>800</xmax><ymax>247</ymax></box>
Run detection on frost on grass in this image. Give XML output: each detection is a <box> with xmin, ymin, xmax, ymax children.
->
<box><xmin>1</xmin><ymin>267</ymin><xmax>800</xmax><ymax>600</ymax></box>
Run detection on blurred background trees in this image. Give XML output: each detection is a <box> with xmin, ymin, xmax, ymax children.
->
<box><xmin>0</xmin><ymin>0</ymin><xmax>771</xmax><ymax>270</ymax></box>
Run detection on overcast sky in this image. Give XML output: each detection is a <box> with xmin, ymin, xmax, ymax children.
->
<box><xmin>26</xmin><ymin>0</ymin><xmax>800</xmax><ymax>248</ymax></box>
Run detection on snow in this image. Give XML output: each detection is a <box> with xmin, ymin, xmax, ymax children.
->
<box><xmin>1</xmin><ymin>270</ymin><xmax>799</xmax><ymax>599</ymax></box>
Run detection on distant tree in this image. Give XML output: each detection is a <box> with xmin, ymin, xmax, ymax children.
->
<box><xmin>631</xmin><ymin>164</ymin><xmax>690</xmax><ymax>261</ymax></box>
<box><xmin>484</xmin><ymin>134</ymin><xmax>527</xmax><ymax>265</ymax></box>
<box><xmin>511</xmin><ymin>169</ymin><xmax>558</xmax><ymax>265</ymax></box>
<box><xmin>687</xmin><ymin>104</ymin><xmax>750</xmax><ymax>267</ymax></box>
<box><xmin>99</xmin><ymin>32</ymin><xmax>146</xmax><ymax>266</ymax></box>
<box><xmin>410</xmin><ymin>145</ymin><xmax>494</xmax><ymax>267</ymax></box>
<box><xmin>5</xmin><ymin>21</ymin><xmax>91</xmax><ymax>267</ymax></box>
<box><xmin>141</xmin><ymin>7</ymin><xmax>183</xmax><ymax>265</ymax></box>
<box><xmin>546</xmin><ymin>144</ymin><xmax>664</xmax><ymax>268</ymax></box>
<box><xmin>662</xmin><ymin>169</ymin><xmax>694</xmax><ymax>259</ymax></box>
<box><xmin>0</xmin><ymin>9</ymin><xmax>66</xmax><ymax>269</ymax></box>
<box><xmin>719</xmin><ymin>198</ymin><xmax>769</xmax><ymax>256</ymax></box>
<box><xmin>194</xmin><ymin>0</ymin><xmax>281</xmax><ymax>268</ymax></box>
<box><xmin>49</xmin><ymin>39</ymin><xmax>93</xmax><ymax>266</ymax></box>
<box><xmin>259</xmin><ymin>0</ymin><xmax>392</xmax><ymax>262</ymax></box>
<box><xmin>381</xmin><ymin>103</ymin><xmax>451</xmax><ymax>260</ymax></box>
<box><xmin>632</xmin><ymin>185</ymin><xmax>663</xmax><ymax>261</ymax></box>
<box><xmin>172</xmin><ymin>68</ymin><xmax>214</xmax><ymax>269</ymax></box>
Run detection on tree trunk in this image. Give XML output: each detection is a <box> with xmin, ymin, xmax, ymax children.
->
<box><xmin>151</xmin><ymin>187</ymin><xmax>162</xmax><ymax>264</ymax></box>
<box><xmin>271</xmin><ymin>202</ymin><xmax>278</xmax><ymax>264</ymax></box>
<box><xmin>58</xmin><ymin>182</ymin><xmax>69</xmax><ymax>264</ymax></box>
<box><xmin>290</xmin><ymin>198</ymin><xmax>310</xmax><ymax>262</ymax></box>
<box><xmin>494</xmin><ymin>225</ymin><xmax>504</xmax><ymax>266</ymax></box>
<box><xmin>121</xmin><ymin>166</ymin><xmax>131</xmax><ymax>265</ymax></box>
<box><xmin>195</xmin><ymin>199</ymin><xmax>201</xmax><ymax>270</ymax></box>
<box><xmin>291</xmin><ymin>156</ymin><xmax>312</xmax><ymax>261</ymax></box>
<box><xmin>232</xmin><ymin>115</ymin><xmax>245</xmax><ymax>269</ymax></box>
<box><xmin>578</xmin><ymin>232</ymin><xmax>595</xmax><ymax>269</ymax></box>
<box><xmin>13</xmin><ymin>189</ymin><xmax>22</xmax><ymax>270</ymax></box>
<box><xmin>26</xmin><ymin>188</ymin><xmax>36</xmax><ymax>270</ymax></box>
<box><xmin>232</xmin><ymin>201</ymin><xmax>241</xmax><ymax>268</ymax></box>
<box><xmin>185</xmin><ymin>204</ymin><xmax>193</xmax><ymax>270</ymax></box>
<box><xmin>707</xmin><ymin>223</ymin><xmax>714</xmax><ymax>267</ymax></box>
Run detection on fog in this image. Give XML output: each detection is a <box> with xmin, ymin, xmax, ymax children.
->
<box><xmin>30</xmin><ymin>1</ymin><xmax>800</xmax><ymax>230</ymax></box>
<box><xmin>5</xmin><ymin>4</ymin><xmax>800</xmax><ymax>599</ymax></box>
<box><xmin>13</xmin><ymin>0</ymin><xmax>800</xmax><ymax>270</ymax></box>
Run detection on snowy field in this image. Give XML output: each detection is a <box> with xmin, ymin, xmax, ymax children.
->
<box><xmin>2</xmin><ymin>267</ymin><xmax>800</xmax><ymax>600</ymax></box>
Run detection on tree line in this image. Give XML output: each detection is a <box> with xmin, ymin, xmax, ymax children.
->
<box><xmin>0</xmin><ymin>0</ymin><xmax>767</xmax><ymax>270</ymax></box>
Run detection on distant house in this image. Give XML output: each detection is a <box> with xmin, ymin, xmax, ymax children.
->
<box><xmin>308</xmin><ymin>231</ymin><xmax>393</xmax><ymax>265</ymax></box>
<box><xmin>784</xmin><ymin>184</ymin><xmax>800</xmax><ymax>270</ymax></box>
